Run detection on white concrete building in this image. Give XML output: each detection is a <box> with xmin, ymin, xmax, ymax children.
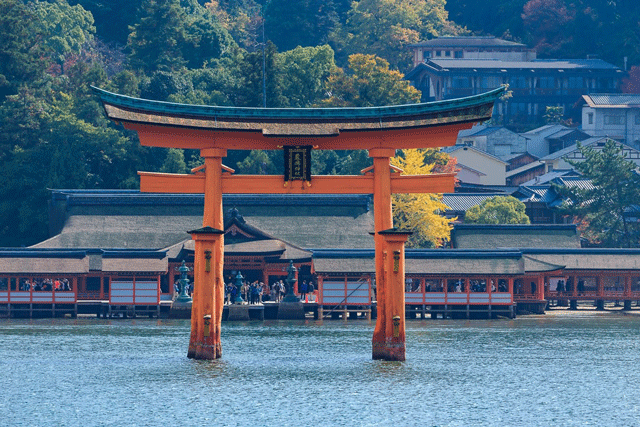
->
<box><xmin>442</xmin><ymin>145</ymin><xmax>508</xmax><ymax>186</ymax></box>
<box><xmin>581</xmin><ymin>94</ymin><xmax>640</xmax><ymax>148</ymax></box>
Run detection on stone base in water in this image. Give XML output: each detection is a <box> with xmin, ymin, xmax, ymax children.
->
<box><xmin>227</xmin><ymin>304</ymin><xmax>250</xmax><ymax>321</ymax></box>
<box><xmin>277</xmin><ymin>301</ymin><xmax>305</xmax><ymax>319</ymax></box>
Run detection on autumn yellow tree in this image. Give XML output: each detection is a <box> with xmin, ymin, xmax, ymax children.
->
<box><xmin>391</xmin><ymin>148</ymin><xmax>455</xmax><ymax>248</ymax></box>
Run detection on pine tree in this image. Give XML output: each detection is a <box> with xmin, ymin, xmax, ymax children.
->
<box><xmin>557</xmin><ymin>139</ymin><xmax>640</xmax><ymax>247</ymax></box>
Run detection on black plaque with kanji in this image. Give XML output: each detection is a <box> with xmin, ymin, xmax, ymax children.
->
<box><xmin>284</xmin><ymin>145</ymin><xmax>311</xmax><ymax>182</ymax></box>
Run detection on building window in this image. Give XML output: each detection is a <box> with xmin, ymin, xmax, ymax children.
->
<box><xmin>605</xmin><ymin>114</ymin><xmax>624</xmax><ymax>125</ymax></box>
<box><xmin>454</xmin><ymin>50</ymin><xmax>463</xmax><ymax>58</ymax></box>
<box><xmin>424</xmin><ymin>50</ymin><xmax>431</xmax><ymax>59</ymax></box>
<box><xmin>480</xmin><ymin>76</ymin><xmax>502</xmax><ymax>89</ymax></box>
<box><xmin>537</xmin><ymin>77</ymin><xmax>556</xmax><ymax>89</ymax></box>
<box><xmin>436</xmin><ymin>50</ymin><xmax>442</xmax><ymax>57</ymax></box>
<box><xmin>568</xmin><ymin>77</ymin><xmax>584</xmax><ymax>89</ymax></box>
<box><xmin>588</xmin><ymin>112</ymin><xmax>594</xmax><ymax>125</ymax></box>
<box><xmin>509</xmin><ymin>76</ymin><xmax>528</xmax><ymax>89</ymax></box>
<box><xmin>445</xmin><ymin>50</ymin><xmax>451</xmax><ymax>57</ymax></box>
<box><xmin>452</xmin><ymin>77</ymin><xmax>471</xmax><ymax>88</ymax></box>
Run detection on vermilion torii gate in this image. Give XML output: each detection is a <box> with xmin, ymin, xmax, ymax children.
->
<box><xmin>94</xmin><ymin>86</ymin><xmax>505</xmax><ymax>361</ymax></box>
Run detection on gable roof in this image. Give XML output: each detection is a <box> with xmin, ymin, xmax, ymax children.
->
<box><xmin>519</xmin><ymin>169</ymin><xmax>579</xmax><ymax>186</ymax></box>
<box><xmin>35</xmin><ymin>191</ymin><xmax>375</xmax><ymax>251</ymax></box>
<box><xmin>425</xmin><ymin>58</ymin><xmax>620</xmax><ymax>71</ymax></box>
<box><xmin>442</xmin><ymin>193</ymin><xmax>506</xmax><ymax>213</ymax></box>
<box><xmin>441</xmin><ymin>145</ymin><xmax>508</xmax><ymax>164</ymax></box>
<box><xmin>582</xmin><ymin>93</ymin><xmax>640</xmax><ymax>107</ymax></box>
<box><xmin>457</xmin><ymin>125</ymin><xmax>506</xmax><ymax>138</ymax></box>
<box><xmin>409</xmin><ymin>36</ymin><xmax>528</xmax><ymax>49</ymax></box>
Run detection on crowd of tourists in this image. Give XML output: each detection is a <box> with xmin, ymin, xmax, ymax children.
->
<box><xmin>222</xmin><ymin>278</ymin><xmax>315</xmax><ymax>304</ymax></box>
<box><xmin>20</xmin><ymin>278</ymin><xmax>72</xmax><ymax>291</ymax></box>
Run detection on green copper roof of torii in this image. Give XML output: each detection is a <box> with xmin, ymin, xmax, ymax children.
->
<box><xmin>91</xmin><ymin>86</ymin><xmax>506</xmax><ymax>121</ymax></box>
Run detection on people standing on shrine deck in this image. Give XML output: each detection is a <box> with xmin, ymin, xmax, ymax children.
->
<box><xmin>300</xmin><ymin>280</ymin><xmax>308</xmax><ymax>301</ymax></box>
<box><xmin>308</xmin><ymin>281</ymin><xmax>314</xmax><ymax>301</ymax></box>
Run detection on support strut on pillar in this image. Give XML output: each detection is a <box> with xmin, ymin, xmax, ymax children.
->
<box><xmin>372</xmin><ymin>229</ymin><xmax>412</xmax><ymax>362</ymax></box>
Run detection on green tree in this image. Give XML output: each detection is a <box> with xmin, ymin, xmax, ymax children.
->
<box><xmin>323</xmin><ymin>54</ymin><xmax>421</xmax><ymax>107</ymax></box>
<box><xmin>235</xmin><ymin>149</ymin><xmax>281</xmax><ymax>174</ymax></box>
<box><xmin>445</xmin><ymin>0</ymin><xmax>528</xmax><ymax>43</ymax></box>
<box><xmin>556</xmin><ymin>139</ymin><xmax>640</xmax><ymax>248</ymax></box>
<box><xmin>465</xmin><ymin>196</ymin><xmax>531</xmax><ymax>224</ymax></box>
<box><xmin>69</xmin><ymin>0</ymin><xmax>140</xmax><ymax>45</ymax></box>
<box><xmin>205</xmin><ymin>0</ymin><xmax>263</xmax><ymax>49</ymax></box>
<box><xmin>160</xmin><ymin>148</ymin><xmax>188</xmax><ymax>173</ymax></box>
<box><xmin>127</xmin><ymin>0</ymin><xmax>189</xmax><ymax>73</ymax></box>
<box><xmin>278</xmin><ymin>45</ymin><xmax>337</xmax><ymax>107</ymax></box>
<box><xmin>543</xmin><ymin>106</ymin><xmax>564</xmax><ymax>124</ymax></box>
<box><xmin>33</xmin><ymin>0</ymin><xmax>96</xmax><ymax>74</ymax></box>
<box><xmin>235</xmin><ymin>41</ymin><xmax>284</xmax><ymax>107</ymax></box>
<box><xmin>331</xmin><ymin>0</ymin><xmax>461</xmax><ymax>71</ymax></box>
<box><xmin>0</xmin><ymin>0</ymin><xmax>46</xmax><ymax>100</ymax></box>
<box><xmin>264</xmin><ymin>0</ymin><xmax>349</xmax><ymax>51</ymax></box>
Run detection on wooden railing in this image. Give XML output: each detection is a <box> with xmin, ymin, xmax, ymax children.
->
<box><xmin>406</xmin><ymin>291</ymin><xmax>513</xmax><ymax>305</ymax></box>
<box><xmin>0</xmin><ymin>290</ymin><xmax>77</xmax><ymax>304</ymax></box>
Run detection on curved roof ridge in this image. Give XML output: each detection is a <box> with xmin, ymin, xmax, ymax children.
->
<box><xmin>92</xmin><ymin>85</ymin><xmax>506</xmax><ymax>121</ymax></box>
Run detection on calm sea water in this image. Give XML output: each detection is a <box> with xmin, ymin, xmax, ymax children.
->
<box><xmin>1</xmin><ymin>311</ymin><xmax>639</xmax><ymax>426</ymax></box>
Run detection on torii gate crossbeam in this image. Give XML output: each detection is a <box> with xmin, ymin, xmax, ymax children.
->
<box><xmin>94</xmin><ymin>86</ymin><xmax>505</xmax><ymax>361</ymax></box>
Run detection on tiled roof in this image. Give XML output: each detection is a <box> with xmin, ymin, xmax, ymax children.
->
<box><xmin>441</xmin><ymin>145</ymin><xmax>508</xmax><ymax>164</ymax></box>
<box><xmin>427</xmin><ymin>58</ymin><xmax>620</xmax><ymax>71</ymax></box>
<box><xmin>442</xmin><ymin>193</ymin><xmax>506</xmax><ymax>212</ymax></box>
<box><xmin>556</xmin><ymin>177</ymin><xmax>595</xmax><ymax>191</ymax></box>
<box><xmin>409</xmin><ymin>36</ymin><xmax>527</xmax><ymax>49</ymax></box>
<box><xmin>519</xmin><ymin>169</ymin><xmax>578</xmax><ymax>186</ymax></box>
<box><xmin>583</xmin><ymin>93</ymin><xmax>640</xmax><ymax>106</ymax></box>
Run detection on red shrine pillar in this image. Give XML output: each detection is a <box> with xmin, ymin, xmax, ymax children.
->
<box><xmin>187</xmin><ymin>149</ymin><xmax>227</xmax><ymax>360</ymax></box>
<box><xmin>188</xmin><ymin>227</ymin><xmax>224</xmax><ymax>359</ymax></box>
<box><xmin>370</xmin><ymin>148</ymin><xmax>409</xmax><ymax>361</ymax></box>
<box><xmin>378</xmin><ymin>229</ymin><xmax>411</xmax><ymax>361</ymax></box>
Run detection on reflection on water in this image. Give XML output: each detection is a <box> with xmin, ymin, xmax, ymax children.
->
<box><xmin>1</xmin><ymin>313</ymin><xmax>639</xmax><ymax>426</ymax></box>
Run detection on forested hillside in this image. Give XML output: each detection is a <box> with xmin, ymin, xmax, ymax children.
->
<box><xmin>1</xmin><ymin>0</ymin><xmax>638</xmax><ymax>246</ymax></box>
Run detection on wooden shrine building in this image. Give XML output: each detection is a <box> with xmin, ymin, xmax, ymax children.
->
<box><xmin>2</xmin><ymin>192</ymin><xmax>640</xmax><ymax>321</ymax></box>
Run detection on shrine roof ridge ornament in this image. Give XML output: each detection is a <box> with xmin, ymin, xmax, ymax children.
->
<box><xmin>91</xmin><ymin>86</ymin><xmax>506</xmax><ymax>137</ymax></box>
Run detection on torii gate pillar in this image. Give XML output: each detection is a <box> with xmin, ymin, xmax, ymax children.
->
<box><xmin>375</xmin><ymin>229</ymin><xmax>411</xmax><ymax>361</ymax></box>
<box><xmin>370</xmin><ymin>149</ymin><xmax>411</xmax><ymax>361</ymax></box>
<box><xmin>187</xmin><ymin>149</ymin><xmax>226</xmax><ymax>360</ymax></box>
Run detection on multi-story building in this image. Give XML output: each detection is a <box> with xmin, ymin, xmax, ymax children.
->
<box><xmin>406</xmin><ymin>37</ymin><xmax>623</xmax><ymax>125</ymax></box>
<box><xmin>409</xmin><ymin>36</ymin><xmax>536</xmax><ymax>67</ymax></box>
<box><xmin>580</xmin><ymin>94</ymin><xmax>640</xmax><ymax>147</ymax></box>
